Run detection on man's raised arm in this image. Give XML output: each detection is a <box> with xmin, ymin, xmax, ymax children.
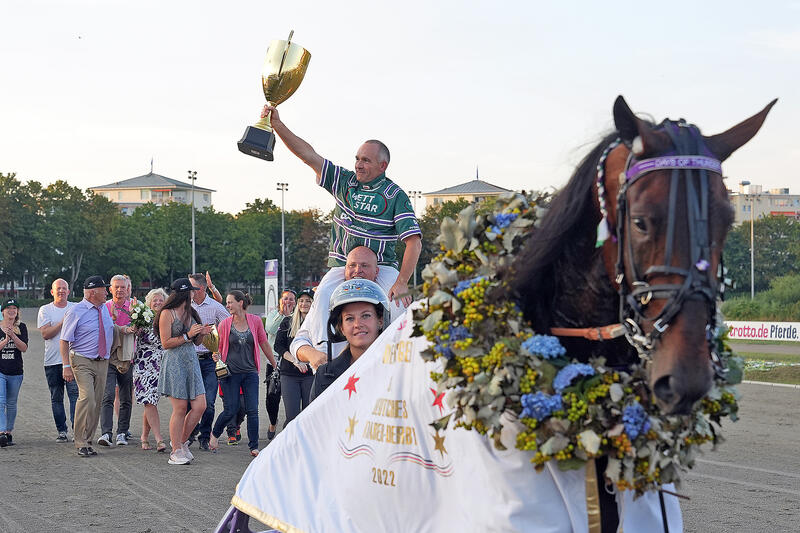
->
<box><xmin>262</xmin><ymin>105</ymin><xmax>324</xmax><ymax>178</ymax></box>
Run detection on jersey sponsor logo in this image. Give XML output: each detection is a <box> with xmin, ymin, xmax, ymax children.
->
<box><xmin>346</xmin><ymin>189</ymin><xmax>389</xmax><ymax>216</ymax></box>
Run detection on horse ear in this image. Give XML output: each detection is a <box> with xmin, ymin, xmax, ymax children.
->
<box><xmin>704</xmin><ymin>99</ymin><xmax>778</xmax><ymax>162</ymax></box>
<box><xmin>613</xmin><ymin>96</ymin><xmax>640</xmax><ymax>142</ymax></box>
<box><xmin>613</xmin><ymin>96</ymin><xmax>671</xmax><ymax>156</ymax></box>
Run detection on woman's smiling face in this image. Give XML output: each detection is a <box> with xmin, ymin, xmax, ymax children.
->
<box><xmin>339</xmin><ymin>301</ymin><xmax>382</xmax><ymax>352</ymax></box>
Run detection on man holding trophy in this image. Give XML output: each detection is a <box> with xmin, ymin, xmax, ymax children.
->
<box><xmin>261</xmin><ymin>104</ymin><xmax>422</xmax><ymax>368</ymax></box>
<box><xmin>237</xmin><ymin>35</ymin><xmax>422</xmax><ymax>371</ymax></box>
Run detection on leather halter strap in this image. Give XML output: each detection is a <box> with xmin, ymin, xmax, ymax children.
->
<box><xmin>550</xmin><ymin>324</ymin><xmax>626</xmax><ymax>341</ymax></box>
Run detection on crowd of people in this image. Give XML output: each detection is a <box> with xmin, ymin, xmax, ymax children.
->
<box><xmin>0</xmin><ymin>110</ymin><xmax>423</xmax><ymax>466</ymax></box>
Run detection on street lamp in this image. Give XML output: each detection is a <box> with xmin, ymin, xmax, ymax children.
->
<box><xmin>188</xmin><ymin>170</ymin><xmax>197</xmax><ymax>274</ymax></box>
<box><xmin>739</xmin><ymin>180</ymin><xmax>757</xmax><ymax>299</ymax></box>
<box><xmin>277</xmin><ymin>182</ymin><xmax>288</xmax><ymax>289</ymax></box>
<box><xmin>408</xmin><ymin>190</ymin><xmax>423</xmax><ymax>289</ymax></box>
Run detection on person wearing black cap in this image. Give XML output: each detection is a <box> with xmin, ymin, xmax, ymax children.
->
<box><xmin>60</xmin><ymin>276</ymin><xmax>115</xmax><ymax>457</ymax></box>
<box><xmin>1</xmin><ymin>298</ymin><xmax>28</xmax><ymax>447</ymax></box>
<box><xmin>155</xmin><ymin>278</ymin><xmax>212</xmax><ymax>465</ymax></box>
<box><xmin>273</xmin><ymin>289</ymin><xmax>314</xmax><ymax>427</ymax></box>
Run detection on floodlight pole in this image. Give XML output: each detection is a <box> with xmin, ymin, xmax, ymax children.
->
<box><xmin>188</xmin><ymin>170</ymin><xmax>197</xmax><ymax>274</ymax></box>
<box><xmin>277</xmin><ymin>182</ymin><xmax>289</xmax><ymax>289</ymax></box>
<box><xmin>740</xmin><ymin>180</ymin><xmax>756</xmax><ymax>299</ymax></box>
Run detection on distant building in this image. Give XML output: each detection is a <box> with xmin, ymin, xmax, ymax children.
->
<box><xmin>729</xmin><ymin>183</ymin><xmax>800</xmax><ymax>225</ymax></box>
<box><xmin>423</xmin><ymin>178</ymin><xmax>511</xmax><ymax>211</ymax></box>
<box><xmin>90</xmin><ymin>172</ymin><xmax>214</xmax><ymax>215</ymax></box>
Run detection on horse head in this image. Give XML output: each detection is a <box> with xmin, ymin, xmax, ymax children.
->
<box><xmin>514</xmin><ymin>96</ymin><xmax>776</xmax><ymax>415</ymax></box>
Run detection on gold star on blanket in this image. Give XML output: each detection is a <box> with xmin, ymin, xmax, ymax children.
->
<box><xmin>345</xmin><ymin>415</ymin><xmax>358</xmax><ymax>440</ymax></box>
<box><xmin>432</xmin><ymin>430</ymin><xmax>448</xmax><ymax>458</ymax></box>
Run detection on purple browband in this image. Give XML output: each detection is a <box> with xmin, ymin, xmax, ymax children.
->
<box><xmin>626</xmin><ymin>155</ymin><xmax>722</xmax><ymax>182</ymax></box>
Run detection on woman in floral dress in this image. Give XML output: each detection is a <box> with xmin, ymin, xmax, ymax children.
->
<box><xmin>135</xmin><ymin>288</ymin><xmax>168</xmax><ymax>452</ymax></box>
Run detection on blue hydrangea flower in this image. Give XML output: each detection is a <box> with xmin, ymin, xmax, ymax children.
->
<box><xmin>553</xmin><ymin>363</ymin><xmax>596</xmax><ymax>392</ymax></box>
<box><xmin>521</xmin><ymin>335</ymin><xmax>567</xmax><ymax>359</ymax></box>
<box><xmin>435</xmin><ymin>343</ymin><xmax>454</xmax><ymax>359</ymax></box>
<box><xmin>448</xmin><ymin>325</ymin><xmax>469</xmax><ymax>341</ymax></box>
<box><xmin>488</xmin><ymin>213</ymin><xmax>518</xmax><ymax>235</ymax></box>
<box><xmin>622</xmin><ymin>402</ymin><xmax>651</xmax><ymax>440</ymax></box>
<box><xmin>454</xmin><ymin>276</ymin><xmax>487</xmax><ymax>295</ymax></box>
<box><xmin>520</xmin><ymin>391</ymin><xmax>563</xmax><ymax>420</ymax></box>
<box><xmin>494</xmin><ymin>213</ymin><xmax>518</xmax><ymax>229</ymax></box>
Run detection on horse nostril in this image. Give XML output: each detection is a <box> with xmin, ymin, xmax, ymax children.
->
<box><xmin>653</xmin><ymin>375</ymin><xmax>676</xmax><ymax>405</ymax></box>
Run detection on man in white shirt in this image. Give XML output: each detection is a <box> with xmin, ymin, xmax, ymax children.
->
<box><xmin>189</xmin><ymin>273</ymin><xmax>230</xmax><ymax>451</ymax></box>
<box><xmin>291</xmin><ymin>246</ymin><xmax>405</xmax><ymax>371</ymax></box>
<box><xmin>37</xmin><ymin>279</ymin><xmax>77</xmax><ymax>442</ymax></box>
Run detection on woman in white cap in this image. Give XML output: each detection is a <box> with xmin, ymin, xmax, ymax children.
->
<box><xmin>0</xmin><ymin>299</ymin><xmax>28</xmax><ymax>447</ymax></box>
<box><xmin>309</xmin><ymin>279</ymin><xmax>389</xmax><ymax>402</ymax></box>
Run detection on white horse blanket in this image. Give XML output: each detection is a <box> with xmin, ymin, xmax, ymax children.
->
<box><xmin>217</xmin><ymin>308</ymin><xmax>682</xmax><ymax>533</ymax></box>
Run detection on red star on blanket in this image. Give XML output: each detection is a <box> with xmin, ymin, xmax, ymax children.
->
<box><xmin>430</xmin><ymin>388</ymin><xmax>445</xmax><ymax>414</ymax></box>
<box><xmin>344</xmin><ymin>374</ymin><xmax>360</xmax><ymax>399</ymax></box>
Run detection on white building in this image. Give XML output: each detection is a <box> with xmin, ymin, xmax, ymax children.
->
<box><xmin>729</xmin><ymin>183</ymin><xmax>800</xmax><ymax>225</ymax></box>
<box><xmin>91</xmin><ymin>172</ymin><xmax>214</xmax><ymax>215</ymax></box>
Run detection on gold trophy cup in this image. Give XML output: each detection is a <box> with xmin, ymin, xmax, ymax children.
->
<box><xmin>201</xmin><ymin>325</ymin><xmax>229</xmax><ymax>379</ymax></box>
<box><xmin>237</xmin><ymin>31</ymin><xmax>311</xmax><ymax>161</ymax></box>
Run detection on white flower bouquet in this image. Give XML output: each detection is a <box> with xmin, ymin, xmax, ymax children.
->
<box><xmin>126</xmin><ymin>300</ymin><xmax>155</xmax><ymax>329</ymax></box>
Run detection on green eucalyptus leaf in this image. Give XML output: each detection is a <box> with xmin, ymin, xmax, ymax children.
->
<box><xmin>557</xmin><ymin>457</ymin><xmax>587</xmax><ymax>471</ymax></box>
<box><xmin>429</xmin><ymin>290</ymin><xmax>454</xmax><ymax>306</ymax></box>
<box><xmin>540</xmin><ymin>434</ymin><xmax>569</xmax><ymax>455</ymax></box>
<box><xmin>421</xmin><ymin>310</ymin><xmax>444</xmax><ymax>332</ymax></box>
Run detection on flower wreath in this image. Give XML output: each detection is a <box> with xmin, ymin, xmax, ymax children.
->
<box><xmin>413</xmin><ymin>192</ymin><xmax>743</xmax><ymax>496</ymax></box>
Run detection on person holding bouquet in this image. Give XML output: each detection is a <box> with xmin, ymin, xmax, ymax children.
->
<box><xmin>132</xmin><ymin>288</ymin><xmax>167</xmax><ymax>452</ymax></box>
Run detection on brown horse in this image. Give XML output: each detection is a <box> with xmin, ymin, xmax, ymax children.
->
<box><xmin>513</xmin><ymin>96</ymin><xmax>776</xmax><ymax>415</ymax></box>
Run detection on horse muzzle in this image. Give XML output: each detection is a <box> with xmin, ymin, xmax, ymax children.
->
<box><xmin>649</xmin><ymin>334</ymin><xmax>714</xmax><ymax>415</ymax></box>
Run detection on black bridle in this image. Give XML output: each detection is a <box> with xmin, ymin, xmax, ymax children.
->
<box><xmin>611</xmin><ymin>120</ymin><xmax>725</xmax><ymax>365</ymax></box>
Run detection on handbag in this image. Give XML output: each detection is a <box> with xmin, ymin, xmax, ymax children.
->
<box><xmin>266</xmin><ymin>360</ymin><xmax>281</xmax><ymax>398</ymax></box>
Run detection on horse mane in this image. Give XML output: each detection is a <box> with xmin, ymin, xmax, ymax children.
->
<box><xmin>512</xmin><ymin>131</ymin><xmax>621</xmax><ymax>327</ymax></box>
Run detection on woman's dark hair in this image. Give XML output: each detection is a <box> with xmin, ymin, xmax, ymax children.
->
<box><xmin>154</xmin><ymin>290</ymin><xmax>201</xmax><ymax>338</ymax></box>
<box><xmin>228</xmin><ymin>290</ymin><xmax>252</xmax><ymax>310</ymax></box>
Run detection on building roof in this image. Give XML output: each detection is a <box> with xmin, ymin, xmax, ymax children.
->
<box><xmin>424</xmin><ymin>179</ymin><xmax>511</xmax><ymax>196</ymax></box>
<box><xmin>91</xmin><ymin>172</ymin><xmax>215</xmax><ymax>192</ymax></box>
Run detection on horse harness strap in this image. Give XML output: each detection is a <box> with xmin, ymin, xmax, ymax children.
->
<box><xmin>550</xmin><ymin>324</ymin><xmax>626</xmax><ymax>341</ymax></box>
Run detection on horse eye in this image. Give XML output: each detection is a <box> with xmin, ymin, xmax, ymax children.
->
<box><xmin>632</xmin><ymin>217</ymin><xmax>648</xmax><ymax>233</ymax></box>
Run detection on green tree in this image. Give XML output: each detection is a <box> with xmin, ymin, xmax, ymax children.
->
<box><xmin>231</xmin><ymin>198</ymin><xmax>282</xmax><ymax>289</ymax></box>
<box><xmin>724</xmin><ymin>216</ymin><xmax>800</xmax><ymax>296</ymax></box>
<box><xmin>41</xmin><ymin>181</ymin><xmax>120</xmax><ymax>293</ymax></box>
<box><xmin>284</xmin><ymin>209</ymin><xmax>330</xmax><ymax>288</ymax></box>
<box><xmin>0</xmin><ymin>173</ymin><xmax>48</xmax><ymax>295</ymax></box>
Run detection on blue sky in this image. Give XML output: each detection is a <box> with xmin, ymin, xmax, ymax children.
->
<box><xmin>2</xmin><ymin>0</ymin><xmax>797</xmax><ymax>214</ymax></box>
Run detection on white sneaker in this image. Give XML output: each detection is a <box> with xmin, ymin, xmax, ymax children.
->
<box><xmin>97</xmin><ymin>433</ymin><xmax>113</xmax><ymax>446</ymax></box>
<box><xmin>182</xmin><ymin>441</ymin><xmax>194</xmax><ymax>461</ymax></box>
<box><xmin>116</xmin><ymin>433</ymin><xmax>128</xmax><ymax>446</ymax></box>
<box><xmin>168</xmin><ymin>448</ymin><xmax>191</xmax><ymax>465</ymax></box>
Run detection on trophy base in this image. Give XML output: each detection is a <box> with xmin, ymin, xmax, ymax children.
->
<box><xmin>237</xmin><ymin>126</ymin><xmax>276</xmax><ymax>161</ymax></box>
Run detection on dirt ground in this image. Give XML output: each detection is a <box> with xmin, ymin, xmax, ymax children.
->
<box><xmin>1</xmin><ymin>308</ymin><xmax>798</xmax><ymax>532</ymax></box>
